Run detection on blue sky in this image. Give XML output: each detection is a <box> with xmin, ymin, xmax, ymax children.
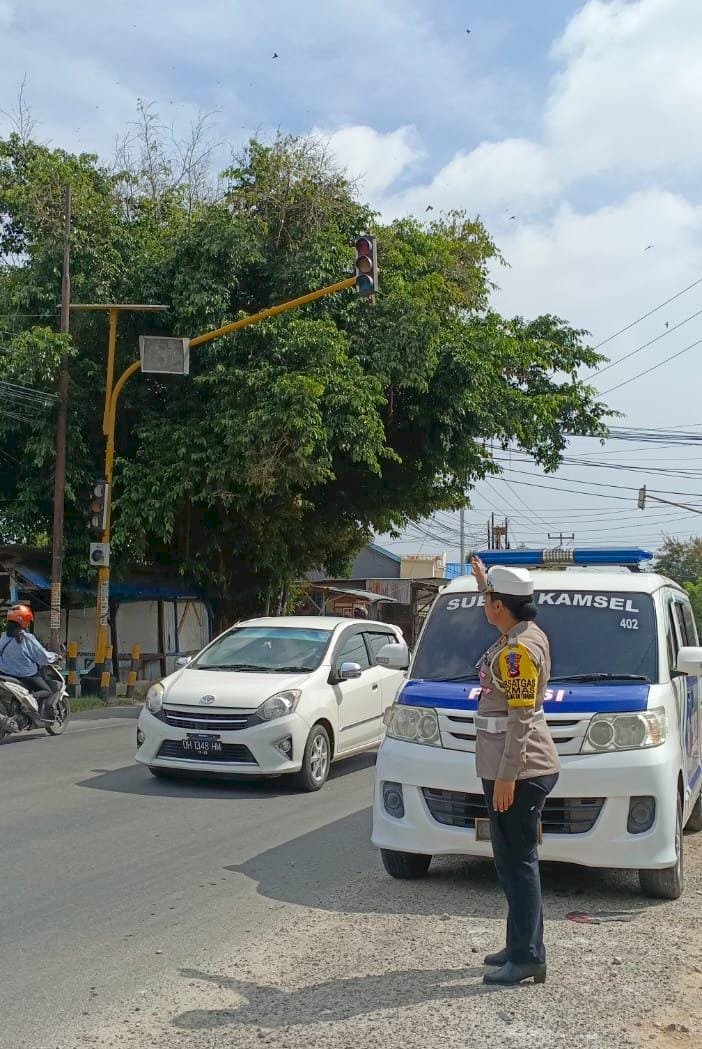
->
<box><xmin>2</xmin><ymin>1</ymin><xmax>702</xmax><ymax>556</ymax></box>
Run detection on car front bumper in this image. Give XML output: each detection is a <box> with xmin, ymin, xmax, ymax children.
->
<box><xmin>135</xmin><ymin>706</ymin><xmax>311</xmax><ymax>776</ymax></box>
<box><xmin>371</xmin><ymin>737</ymin><xmax>680</xmax><ymax>870</ymax></box>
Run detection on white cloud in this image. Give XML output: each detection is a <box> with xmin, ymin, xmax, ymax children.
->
<box><xmin>547</xmin><ymin>0</ymin><xmax>702</xmax><ymax>179</ymax></box>
<box><xmin>381</xmin><ymin>138</ymin><xmax>559</xmax><ymax>220</ymax></box>
<box><xmin>317</xmin><ymin>125</ymin><xmax>422</xmax><ymax>197</ymax></box>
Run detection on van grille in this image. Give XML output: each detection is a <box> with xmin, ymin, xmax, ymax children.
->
<box><xmin>438</xmin><ymin>712</ymin><xmax>591</xmax><ymax>756</ymax></box>
<box><xmin>421</xmin><ymin>788</ymin><xmax>605</xmax><ymax>835</ymax></box>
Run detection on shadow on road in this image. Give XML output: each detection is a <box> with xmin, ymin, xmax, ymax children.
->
<box><xmin>172</xmin><ymin>964</ymin><xmax>491</xmax><ymax>1031</ymax></box>
<box><xmin>225</xmin><ymin>807</ymin><xmax>660</xmax><ymax>918</ymax></box>
<box><xmin>76</xmin><ymin>750</ymin><xmax>377</xmax><ymax>800</ymax></box>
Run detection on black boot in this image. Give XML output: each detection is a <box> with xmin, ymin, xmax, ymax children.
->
<box><xmin>40</xmin><ymin>695</ymin><xmax>57</xmax><ymax>722</ymax></box>
<box><xmin>483</xmin><ymin>961</ymin><xmax>546</xmax><ymax>986</ymax></box>
<box><xmin>484</xmin><ymin>947</ymin><xmax>510</xmax><ymax>967</ymax></box>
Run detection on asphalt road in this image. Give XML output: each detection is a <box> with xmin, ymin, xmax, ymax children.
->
<box><xmin>2</xmin><ymin>709</ymin><xmax>701</xmax><ymax>1049</ymax></box>
<box><xmin>0</xmin><ymin>708</ymin><xmax>381</xmax><ymax>1049</ymax></box>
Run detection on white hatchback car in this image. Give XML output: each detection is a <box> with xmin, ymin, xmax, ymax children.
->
<box><xmin>136</xmin><ymin>616</ymin><xmax>407</xmax><ymax>790</ymax></box>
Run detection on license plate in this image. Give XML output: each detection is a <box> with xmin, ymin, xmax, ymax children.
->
<box><xmin>183</xmin><ymin>733</ymin><xmax>222</xmax><ymax>757</ymax></box>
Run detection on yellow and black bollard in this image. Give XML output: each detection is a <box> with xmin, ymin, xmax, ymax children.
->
<box><xmin>66</xmin><ymin>642</ymin><xmax>79</xmax><ymax>698</ymax></box>
<box><xmin>126</xmin><ymin>643</ymin><xmax>141</xmax><ymax>700</ymax></box>
<box><xmin>99</xmin><ymin>645</ymin><xmax>112</xmax><ymax>701</ymax></box>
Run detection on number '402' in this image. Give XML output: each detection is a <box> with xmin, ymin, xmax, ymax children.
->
<box><xmin>619</xmin><ymin>617</ymin><xmax>639</xmax><ymax>630</ymax></box>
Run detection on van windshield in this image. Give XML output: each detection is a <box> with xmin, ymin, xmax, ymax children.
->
<box><xmin>411</xmin><ymin>590</ymin><xmax>658</xmax><ymax>683</ymax></box>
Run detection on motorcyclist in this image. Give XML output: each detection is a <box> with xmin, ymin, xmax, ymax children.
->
<box><xmin>0</xmin><ymin>605</ymin><xmax>61</xmax><ymax>721</ymax></box>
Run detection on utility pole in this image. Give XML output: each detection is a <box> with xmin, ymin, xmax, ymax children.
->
<box><xmin>459</xmin><ymin>508</ymin><xmax>466</xmax><ymax>566</ymax></box>
<box><xmin>548</xmin><ymin>532</ymin><xmax>575</xmax><ymax>546</ymax></box>
<box><xmin>49</xmin><ymin>185</ymin><xmax>71</xmax><ymax>651</ymax></box>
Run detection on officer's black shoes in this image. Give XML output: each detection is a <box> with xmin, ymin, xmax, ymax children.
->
<box><xmin>483</xmin><ymin>961</ymin><xmax>546</xmax><ymax>986</ymax></box>
<box><xmin>483</xmin><ymin>947</ymin><xmax>510</xmax><ymax>967</ymax></box>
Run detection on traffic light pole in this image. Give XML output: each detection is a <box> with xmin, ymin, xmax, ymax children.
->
<box><xmin>92</xmin><ymin>275</ymin><xmax>359</xmax><ymax>670</ymax></box>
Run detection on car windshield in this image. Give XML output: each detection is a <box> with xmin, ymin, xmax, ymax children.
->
<box><xmin>191</xmin><ymin>626</ymin><xmax>333</xmax><ymax>673</ymax></box>
<box><xmin>411</xmin><ymin>590</ymin><xmax>658</xmax><ymax>683</ymax></box>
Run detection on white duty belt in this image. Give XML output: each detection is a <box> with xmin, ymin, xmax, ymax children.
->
<box><xmin>474</xmin><ymin>709</ymin><xmax>546</xmax><ymax>734</ymax></box>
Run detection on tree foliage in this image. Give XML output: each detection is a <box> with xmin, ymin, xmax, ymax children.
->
<box><xmin>654</xmin><ymin>536</ymin><xmax>702</xmax><ymax>586</ymax></box>
<box><xmin>0</xmin><ymin>114</ymin><xmax>610</xmax><ymax>624</ymax></box>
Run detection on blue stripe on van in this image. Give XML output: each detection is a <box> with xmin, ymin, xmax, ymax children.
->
<box><xmin>397</xmin><ymin>679</ymin><xmax>651</xmax><ymax>714</ymax></box>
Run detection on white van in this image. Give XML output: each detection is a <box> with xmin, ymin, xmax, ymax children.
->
<box><xmin>373</xmin><ymin>548</ymin><xmax>702</xmax><ymax>899</ymax></box>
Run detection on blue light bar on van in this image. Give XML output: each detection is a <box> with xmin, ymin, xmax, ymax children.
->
<box><xmin>474</xmin><ymin>547</ymin><xmax>653</xmax><ymax>568</ymax></box>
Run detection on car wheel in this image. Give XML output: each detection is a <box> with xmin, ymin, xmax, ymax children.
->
<box><xmin>684</xmin><ymin>790</ymin><xmax>702</xmax><ymax>833</ymax></box>
<box><xmin>380</xmin><ymin>849</ymin><xmax>432</xmax><ymax>879</ymax></box>
<box><xmin>294</xmin><ymin>724</ymin><xmax>331</xmax><ymax>792</ymax></box>
<box><xmin>639</xmin><ymin>796</ymin><xmax>684</xmax><ymax>900</ymax></box>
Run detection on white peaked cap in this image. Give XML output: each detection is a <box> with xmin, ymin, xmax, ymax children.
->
<box><xmin>486</xmin><ymin>565</ymin><xmax>534</xmax><ymax>598</ymax></box>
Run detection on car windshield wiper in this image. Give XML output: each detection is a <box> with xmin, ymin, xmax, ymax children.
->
<box><xmin>551</xmin><ymin>673</ymin><xmax>650</xmax><ymax>683</ymax></box>
<box><xmin>427</xmin><ymin>674</ymin><xmax>479</xmax><ymax>683</ymax></box>
<box><xmin>197</xmin><ymin>663</ymin><xmax>269</xmax><ymax>672</ymax></box>
<box><xmin>272</xmin><ymin>665</ymin><xmax>317</xmax><ymax>673</ymax></box>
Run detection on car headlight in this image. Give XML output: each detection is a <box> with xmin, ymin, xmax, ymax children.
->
<box><xmin>146</xmin><ymin>682</ymin><xmax>164</xmax><ymax>714</ymax></box>
<box><xmin>257</xmin><ymin>690</ymin><xmax>302</xmax><ymax>721</ymax></box>
<box><xmin>383</xmin><ymin>704</ymin><xmax>442</xmax><ymax>747</ymax></box>
<box><xmin>582</xmin><ymin>707</ymin><xmax>667</xmax><ymax>753</ymax></box>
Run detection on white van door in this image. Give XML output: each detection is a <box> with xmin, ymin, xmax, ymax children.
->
<box><xmin>668</xmin><ymin>598</ymin><xmax>702</xmax><ymax>809</ymax></box>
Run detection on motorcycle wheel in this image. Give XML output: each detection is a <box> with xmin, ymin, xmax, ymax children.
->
<box><xmin>46</xmin><ymin>697</ymin><xmax>71</xmax><ymax>736</ymax></box>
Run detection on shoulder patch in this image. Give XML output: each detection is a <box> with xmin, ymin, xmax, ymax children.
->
<box><xmin>497</xmin><ymin>643</ymin><xmax>539</xmax><ymax>707</ymax></box>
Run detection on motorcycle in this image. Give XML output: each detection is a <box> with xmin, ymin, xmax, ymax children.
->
<box><xmin>0</xmin><ymin>663</ymin><xmax>71</xmax><ymax>741</ymax></box>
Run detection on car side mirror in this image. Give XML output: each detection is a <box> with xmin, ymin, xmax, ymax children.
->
<box><xmin>338</xmin><ymin>661</ymin><xmax>363</xmax><ymax>681</ymax></box>
<box><xmin>175</xmin><ymin>656</ymin><xmax>192</xmax><ymax>669</ymax></box>
<box><xmin>375</xmin><ymin>642</ymin><xmax>410</xmax><ymax>671</ymax></box>
<box><xmin>675</xmin><ymin>646</ymin><xmax>702</xmax><ymax>675</ymax></box>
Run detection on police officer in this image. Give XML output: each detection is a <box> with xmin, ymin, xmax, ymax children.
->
<box><xmin>470</xmin><ymin>557</ymin><xmax>560</xmax><ymax>987</ymax></box>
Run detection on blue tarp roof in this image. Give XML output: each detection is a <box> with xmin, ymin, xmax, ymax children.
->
<box><xmin>14</xmin><ymin>564</ymin><xmax>203</xmax><ymax>603</ymax></box>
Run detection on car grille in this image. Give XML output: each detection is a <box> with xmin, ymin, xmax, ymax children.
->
<box><xmin>157</xmin><ymin>741</ymin><xmax>257</xmax><ymax>764</ymax></box>
<box><xmin>421</xmin><ymin>788</ymin><xmax>605</xmax><ymax>835</ymax></box>
<box><xmin>161</xmin><ymin>707</ymin><xmax>251</xmax><ymax>731</ymax></box>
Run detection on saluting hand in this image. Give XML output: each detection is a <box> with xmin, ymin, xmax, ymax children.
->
<box><xmin>470</xmin><ymin>555</ymin><xmax>488</xmax><ymax>592</ymax></box>
<box><xmin>493</xmin><ymin>779</ymin><xmax>516</xmax><ymax>813</ymax></box>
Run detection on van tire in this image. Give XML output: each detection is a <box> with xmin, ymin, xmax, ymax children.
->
<box><xmin>380</xmin><ymin>849</ymin><xmax>431</xmax><ymax>879</ymax></box>
<box><xmin>684</xmin><ymin>791</ymin><xmax>702</xmax><ymax>833</ymax></box>
<box><xmin>639</xmin><ymin>798</ymin><xmax>684</xmax><ymax>900</ymax></box>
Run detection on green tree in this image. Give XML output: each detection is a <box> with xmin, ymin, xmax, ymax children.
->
<box><xmin>654</xmin><ymin>536</ymin><xmax>702</xmax><ymax>585</ymax></box>
<box><xmin>0</xmin><ymin>117</ymin><xmax>610</xmax><ymax>626</ymax></box>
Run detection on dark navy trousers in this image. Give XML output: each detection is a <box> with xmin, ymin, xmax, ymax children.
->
<box><xmin>482</xmin><ymin>774</ymin><xmax>559</xmax><ymax>965</ymax></box>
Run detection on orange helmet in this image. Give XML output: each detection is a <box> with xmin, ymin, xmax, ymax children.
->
<box><xmin>7</xmin><ymin>604</ymin><xmax>34</xmax><ymax>629</ymax></box>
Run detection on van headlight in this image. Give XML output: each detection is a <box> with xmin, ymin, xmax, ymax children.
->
<box><xmin>146</xmin><ymin>682</ymin><xmax>164</xmax><ymax>713</ymax></box>
<box><xmin>384</xmin><ymin>704</ymin><xmax>442</xmax><ymax>747</ymax></box>
<box><xmin>582</xmin><ymin>707</ymin><xmax>667</xmax><ymax>753</ymax></box>
<box><xmin>257</xmin><ymin>690</ymin><xmax>302</xmax><ymax>721</ymax></box>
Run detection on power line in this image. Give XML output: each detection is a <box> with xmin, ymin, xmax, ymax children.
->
<box><xmin>592</xmin><ymin>275</ymin><xmax>702</xmax><ymax>350</ymax></box>
<box><xmin>587</xmin><ymin>307</ymin><xmax>702</xmax><ymax>380</ymax></box>
<box><xmin>598</xmin><ymin>337</ymin><xmax>702</xmax><ymax>395</ymax></box>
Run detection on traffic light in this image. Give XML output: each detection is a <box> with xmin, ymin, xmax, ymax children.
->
<box><xmin>637</xmin><ymin>486</ymin><xmax>646</xmax><ymax>510</ymax></box>
<box><xmin>89</xmin><ymin>480</ymin><xmax>110</xmax><ymax>536</ymax></box>
<box><xmin>354</xmin><ymin>234</ymin><xmax>378</xmax><ymax>297</ymax></box>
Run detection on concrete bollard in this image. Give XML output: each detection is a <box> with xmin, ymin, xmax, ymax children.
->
<box><xmin>126</xmin><ymin>644</ymin><xmax>141</xmax><ymax>700</ymax></box>
<box><xmin>67</xmin><ymin>642</ymin><xmax>79</xmax><ymax>699</ymax></box>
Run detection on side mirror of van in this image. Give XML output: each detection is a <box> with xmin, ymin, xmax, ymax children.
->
<box><xmin>376</xmin><ymin>641</ymin><xmax>410</xmax><ymax>671</ymax></box>
<box><xmin>675</xmin><ymin>646</ymin><xmax>702</xmax><ymax>675</ymax></box>
<box><xmin>175</xmin><ymin>655</ymin><xmax>192</xmax><ymax>669</ymax></box>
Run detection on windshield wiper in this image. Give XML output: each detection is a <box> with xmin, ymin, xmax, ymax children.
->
<box><xmin>198</xmin><ymin>663</ymin><xmax>269</xmax><ymax>672</ymax></box>
<box><xmin>272</xmin><ymin>666</ymin><xmax>316</xmax><ymax>673</ymax></box>
<box><xmin>428</xmin><ymin>674</ymin><xmax>480</xmax><ymax>683</ymax></box>
<box><xmin>551</xmin><ymin>673</ymin><xmax>650</xmax><ymax>683</ymax></box>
